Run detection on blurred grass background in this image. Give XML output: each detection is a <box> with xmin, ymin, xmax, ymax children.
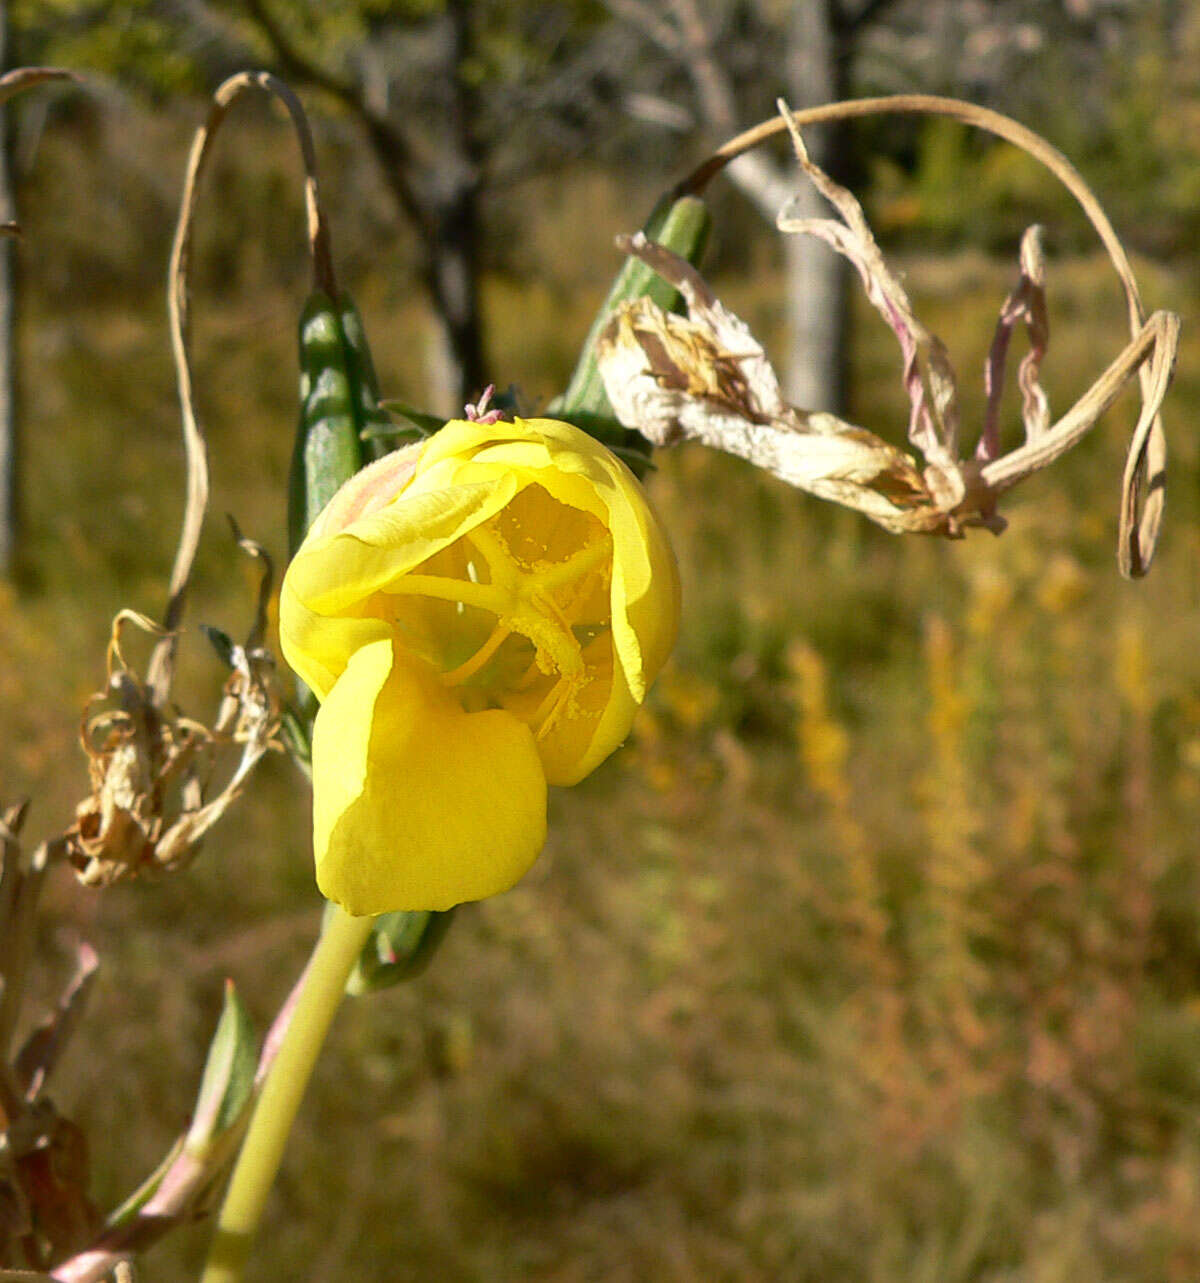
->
<box><xmin>5</xmin><ymin>72</ymin><xmax>1200</xmax><ymax>1283</ymax></box>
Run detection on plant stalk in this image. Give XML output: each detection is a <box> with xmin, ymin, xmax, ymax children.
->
<box><xmin>199</xmin><ymin>905</ymin><xmax>374</xmax><ymax>1283</ymax></box>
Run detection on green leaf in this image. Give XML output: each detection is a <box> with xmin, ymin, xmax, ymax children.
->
<box><xmin>185</xmin><ymin>980</ymin><xmax>258</xmax><ymax>1156</ymax></box>
<box><xmin>200</xmin><ymin>624</ymin><xmax>236</xmax><ymax>669</ymax></box>
<box><xmin>280</xmin><ymin>704</ymin><xmax>313</xmax><ymax>778</ymax></box>
<box><xmin>103</xmin><ymin>1136</ymin><xmax>187</xmax><ymax>1231</ymax></box>
<box><xmin>103</xmin><ymin>983</ymin><xmax>257</xmax><ymax>1231</ymax></box>
<box><xmin>375</xmin><ymin>400</ymin><xmax>447</xmax><ymax>438</ymax></box>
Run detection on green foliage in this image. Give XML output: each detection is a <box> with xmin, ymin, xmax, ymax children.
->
<box><xmin>13</xmin><ymin>0</ymin><xmax>204</xmax><ymax>95</ymax></box>
<box><xmin>871</xmin><ymin>117</ymin><xmax>1075</xmax><ymax>250</ymax></box>
<box><xmin>865</xmin><ymin>6</ymin><xmax>1200</xmax><ymax>256</ymax></box>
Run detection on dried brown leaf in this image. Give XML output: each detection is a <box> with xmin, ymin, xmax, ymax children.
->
<box><xmin>980</xmin><ymin>225</ymin><xmax>1050</xmax><ymax>461</ymax></box>
<box><xmin>597</xmin><ymin>248</ymin><xmax>946</xmax><ymax>534</ymax></box>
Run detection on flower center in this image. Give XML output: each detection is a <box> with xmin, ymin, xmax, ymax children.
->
<box><xmin>380</xmin><ymin>485</ymin><xmax>614</xmax><ymax>741</ymax></box>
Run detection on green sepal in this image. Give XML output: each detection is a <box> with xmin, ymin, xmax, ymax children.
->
<box><xmin>338</xmin><ymin>292</ymin><xmax>395</xmax><ymax>462</ymax></box>
<box><xmin>323</xmin><ymin>903</ymin><xmax>457</xmax><ymax>995</ymax></box>
<box><xmin>549</xmin><ymin>193</ymin><xmax>710</xmax><ymax>470</ymax></box>
<box><xmin>372</xmin><ymin>400</ymin><xmax>447</xmax><ymax>441</ymax></box>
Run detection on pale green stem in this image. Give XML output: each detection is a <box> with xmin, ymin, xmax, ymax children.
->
<box><xmin>199</xmin><ymin>906</ymin><xmax>375</xmax><ymax>1283</ymax></box>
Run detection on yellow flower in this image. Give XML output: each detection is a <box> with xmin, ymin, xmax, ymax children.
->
<box><xmin>280</xmin><ymin>417</ymin><xmax>680</xmax><ymax>916</ymax></box>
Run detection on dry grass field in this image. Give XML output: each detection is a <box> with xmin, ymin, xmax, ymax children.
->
<box><xmin>5</xmin><ymin>121</ymin><xmax>1200</xmax><ymax>1280</ymax></box>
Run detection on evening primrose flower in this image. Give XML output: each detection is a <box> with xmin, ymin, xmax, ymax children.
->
<box><xmin>280</xmin><ymin>417</ymin><xmax>680</xmax><ymax>916</ymax></box>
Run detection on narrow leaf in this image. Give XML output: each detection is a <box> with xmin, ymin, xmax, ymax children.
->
<box><xmin>185</xmin><ymin>979</ymin><xmax>258</xmax><ymax>1155</ymax></box>
<box><xmin>199</xmin><ymin>625</ymin><xmax>236</xmax><ymax>670</ymax></box>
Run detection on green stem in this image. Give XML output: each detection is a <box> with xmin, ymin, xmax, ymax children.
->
<box><xmin>199</xmin><ymin>906</ymin><xmax>375</xmax><ymax>1283</ymax></box>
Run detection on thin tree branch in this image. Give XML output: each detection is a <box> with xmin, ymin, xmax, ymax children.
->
<box><xmin>604</xmin><ymin>0</ymin><xmax>684</xmax><ymax>55</ymax></box>
<box><xmin>610</xmin><ymin>0</ymin><xmax>793</xmax><ymax>219</ymax></box>
<box><xmin>241</xmin><ymin>0</ymin><xmax>359</xmax><ymax>113</ymax></box>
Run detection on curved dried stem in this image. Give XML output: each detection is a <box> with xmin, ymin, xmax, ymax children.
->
<box><xmin>148</xmin><ymin>71</ymin><xmax>336</xmax><ymax>704</ymax></box>
<box><xmin>675</xmin><ymin>95</ymin><xmax>1143</xmax><ymax>329</ymax></box>
<box><xmin>0</xmin><ymin>66</ymin><xmax>78</xmax><ymax>107</ymax></box>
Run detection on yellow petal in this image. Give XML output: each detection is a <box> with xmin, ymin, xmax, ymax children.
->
<box><xmin>306</xmin><ymin>442</ymin><xmax>425</xmax><ymax>540</ymax></box>
<box><xmin>419</xmin><ymin>418</ymin><xmax>681</xmax><ymax>774</ymax></box>
<box><xmin>280</xmin><ymin>475</ymin><xmax>518</xmax><ymax>699</ymax></box>
<box><xmin>288</xmin><ymin>477</ymin><xmax>514</xmax><ymax>616</ymax></box>
<box><xmin>311</xmin><ymin>638</ymin><xmax>547</xmax><ymax>914</ymax></box>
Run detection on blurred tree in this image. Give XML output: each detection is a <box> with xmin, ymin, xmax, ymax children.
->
<box><xmin>611</xmin><ymin>0</ymin><xmax>1166</xmax><ymax>408</ymax></box>
<box><xmin>234</xmin><ymin>0</ymin><xmax>488</xmax><ymax>412</ymax></box>
<box><xmin>0</xmin><ymin>0</ymin><xmax>1185</xmax><ymax>431</ymax></box>
<box><xmin>212</xmin><ymin>0</ymin><xmax>643</xmax><ymax>411</ymax></box>
<box><xmin>852</xmin><ymin>0</ymin><xmax>1174</xmax><ymax>246</ymax></box>
<box><xmin>11</xmin><ymin>0</ymin><xmax>643</xmax><ymax>413</ymax></box>
<box><xmin>609</xmin><ymin>0</ymin><xmax>902</xmax><ymax>412</ymax></box>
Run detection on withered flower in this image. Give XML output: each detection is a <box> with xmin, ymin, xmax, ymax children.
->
<box><xmin>597</xmin><ymin>104</ymin><xmax>1178</xmax><ymax>574</ymax></box>
<box><xmin>66</xmin><ymin>540</ymin><xmax>281</xmax><ymax>887</ymax></box>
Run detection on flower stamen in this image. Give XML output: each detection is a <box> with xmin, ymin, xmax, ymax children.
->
<box><xmin>440</xmin><ymin>621</ymin><xmax>514</xmax><ymax>687</ymax></box>
<box><xmin>529</xmin><ymin>673</ymin><xmax>577</xmax><ymax>739</ymax></box>
<box><xmin>384</xmin><ymin>503</ymin><xmax>616</xmax><ymax>739</ymax></box>
<box><xmin>534</xmin><ymin>533</ymin><xmax>613</xmax><ymax>591</ymax></box>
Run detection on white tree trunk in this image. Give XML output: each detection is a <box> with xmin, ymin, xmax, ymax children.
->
<box><xmin>782</xmin><ymin>194</ymin><xmax>847</xmax><ymax>412</ymax></box>
<box><xmin>782</xmin><ymin>0</ymin><xmax>847</xmax><ymax>412</ymax></box>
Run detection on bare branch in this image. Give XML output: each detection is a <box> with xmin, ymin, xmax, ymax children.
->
<box><xmin>241</xmin><ymin>0</ymin><xmax>360</xmax><ymax>112</ymax></box>
<box><xmin>241</xmin><ymin>0</ymin><xmax>428</xmax><ymax>236</ymax></box>
<box><xmin>834</xmin><ymin>0</ymin><xmax>905</xmax><ymax>37</ymax></box>
<box><xmin>604</xmin><ymin>0</ymin><xmax>684</xmax><ymax>55</ymax></box>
